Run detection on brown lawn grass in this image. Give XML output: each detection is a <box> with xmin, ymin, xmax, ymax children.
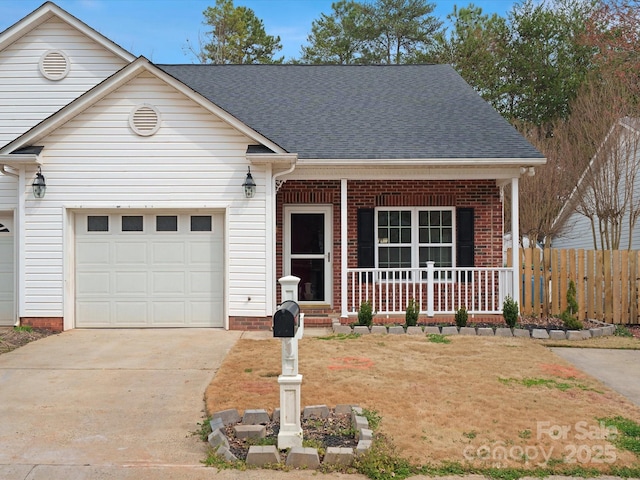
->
<box><xmin>205</xmin><ymin>333</ymin><xmax>640</xmax><ymax>470</ymax></box>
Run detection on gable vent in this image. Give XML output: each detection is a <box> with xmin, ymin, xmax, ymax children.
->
<box><xmin>129</xmin><ymin>104</ymin><xmax>161</xmax><ymax>136</ymax></box>
<box><xmin>39</xmin><ymin>50</ymin><xmax>70</xmax><ymax>80</ymax></box>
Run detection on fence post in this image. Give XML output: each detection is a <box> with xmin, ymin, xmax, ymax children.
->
<box><xmin>426</xmin><ymin>261</ymin><xmax>434</xmax><ymax>317</ymax></box>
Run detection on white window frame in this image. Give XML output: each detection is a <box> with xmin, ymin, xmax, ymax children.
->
<box><xmin>374</xmin><ymin>207</ymin><xmax>456</xmax><ymax>281</ymax></box>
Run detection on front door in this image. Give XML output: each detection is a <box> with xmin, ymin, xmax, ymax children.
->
<box><xmin>284</xmin><ymin>205</ymin><xmax>332</xmax><ymax>305</ymax></box>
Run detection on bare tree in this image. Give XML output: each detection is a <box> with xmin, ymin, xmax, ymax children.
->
<box><xmin>560</xmin><ymin>75</ymin><xmax>640</xmax><ymax>250</ymax></box>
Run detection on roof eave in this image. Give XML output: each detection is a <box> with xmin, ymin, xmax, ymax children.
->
<box><xmin>297</xmin><ymin>157</ymin><xmax>547</xmax><ymax>167</ymax></box>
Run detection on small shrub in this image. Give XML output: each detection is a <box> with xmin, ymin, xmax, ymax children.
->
<box><xmin>502</xmin><ymin>295</ymin><xmax>519</xmax><ymax>328</ymax></box>
<box><xmin>454</xmin><ymin>306</ymin><xmax>468</xmax><ymax>328</ymax></box>
<box><xmin>615</xmin><ymin>325</ymin><xmax>634</xmax><ymax>337</ymax></box>
<box><xmin>560</xmin><ymin>280</ymin><xmax>583</xmax><ymax>330</ymax></box>
<box><xmin>358</xmin><ymin>300</ymin><xmax>373</xmax><ymax>327</ymax></box>
<box><xmin>405</xmin><ymin>298</ymin><xmax>419</xmax><ymax>327</ymax></box>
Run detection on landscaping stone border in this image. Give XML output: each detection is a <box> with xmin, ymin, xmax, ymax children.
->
<box><xmin>332</xmin><ymin>319</ymin><xmax>616</xmax><ymax>340</ymax></box>
<box><xmin>208</xmin><ymin>405</ymin><xmax>371</xmax><ymax>469</ymax></box>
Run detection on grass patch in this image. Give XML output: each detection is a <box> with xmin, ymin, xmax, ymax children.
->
<box><xmin>599</xmin><ymin>416</ymin><xmax>640</xmax><ymax>455</ymax></box>
<box><xmin>13</xmin><ymin>325</ymin><xmax>33</xmax><ymax>332</ymax></box>
<box><xmin>316</xmin><ymin>333</ymin><xmax>361</xmax><ymax>341</ymax></box>
<box><xmin>426</xmin><ymin>333</ymin><xmax>451</xmax><ymax>344</ymax></box>
<box><xmin>499</xmin><ymin>376</ymin><xmax>601</xmax><ymax>392</ymax></box>
<box><xmin>192</xmin><ymin>417</ymin><xmax>212</xmax><ymax>442</ymax></box>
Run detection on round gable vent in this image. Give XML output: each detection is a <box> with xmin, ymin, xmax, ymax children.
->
<box><xmin>39</xmin><ymin>50</ymin><xmax>70</xmax><ymax>80</ymax></box>
<box><xmin>129</xmin><ymin>104</ymin><xmax>161</xmax><ymax>136</ymax></box>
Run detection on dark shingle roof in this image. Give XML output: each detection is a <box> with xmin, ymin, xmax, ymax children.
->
<box><xmin>158</xmin><ymin>64</ymin><xmax>543</xmax><ymax>161</ymax></box>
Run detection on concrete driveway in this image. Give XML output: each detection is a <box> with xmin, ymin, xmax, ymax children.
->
<box><xmin>0</xmin><ymin>328</ymin><xmax>249</xmax><ymax>480</ymax></box>
<box><xmin>551</xmin><ymin>347</ymin><xmax>640</xmax><ymax>407</ymax></box>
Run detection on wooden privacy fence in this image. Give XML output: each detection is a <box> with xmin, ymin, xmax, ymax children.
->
<box><xmin>506</xmin><ymin>248</ymin><xmax>640</xmax><ymax>324</ymax></box>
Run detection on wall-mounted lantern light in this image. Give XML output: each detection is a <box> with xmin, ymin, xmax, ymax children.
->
<box><xmin>32</xmin><ymin>166</ymin><xmax>46</xmax><ymax>198</ymax></box>
<box><xmin>242</xmin><ymin>166</ymin><xmax>256</xmax><ymax>198</ymax></box>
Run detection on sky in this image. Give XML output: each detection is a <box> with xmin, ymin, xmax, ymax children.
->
<box><xmin>0</xmin><ymin>0</ymin><xmax>516</xmax><ymax>63</ymax></box>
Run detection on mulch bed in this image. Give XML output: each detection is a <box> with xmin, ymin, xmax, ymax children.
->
<box><xmin>223</xmin><ymin>412</ymin><xmax>357</xmax><ymax>461</ymax></box>
<box><xmin>0</xmin><ymin>328</ymin><xmax>55</xmax><ymax>355</ymax></box>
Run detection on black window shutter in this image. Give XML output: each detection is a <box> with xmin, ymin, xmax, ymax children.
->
<box><xmin>357</xmin><ymin>208</ymin><xmax>375</xmax><ymax>268</ymax></box>
<box><xmin>457</xmin><ymin>208</ymin><xmax>474</xmax><ymax>267</ymax></box>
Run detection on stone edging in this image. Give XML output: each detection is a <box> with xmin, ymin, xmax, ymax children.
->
<box><xmin>332</xmin><ymin>319</ymin><xmax>616</xmax><ymax>341</ymax></box>
<box><xmin>207</xmin><ymin>405</ymin><xmax>371</xmax><ymax>469</ymax></box>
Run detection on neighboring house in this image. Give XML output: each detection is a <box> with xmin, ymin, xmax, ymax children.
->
<box><xmin>0</xmin><ymin>2</ymin><xmax>545</xmax><ymax>331</ymax></box>
<box><xmin>552</xmin><ymin>118</ymin><xmax>640</xmax><ymax>250</ymax></box>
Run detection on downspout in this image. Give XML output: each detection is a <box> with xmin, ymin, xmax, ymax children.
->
<box><xmin>1</xmin><ymin>165</ymin><xmax>19</xmax><ymax>178</ymax></box>
<box><xmin>271</xmin><ymin>162</ymin><xmax>297</xmax><ymax>310</ymax></box>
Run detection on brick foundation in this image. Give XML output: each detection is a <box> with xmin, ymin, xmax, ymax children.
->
<box><xmin>229</xmin><ymin>316</ymin><xmax>272</xmax><ymax>331</ymax></box>
<box><xmin>21</xmin><ymin>317</ymin><xmax>63</xmax><ymax>332</ymax></box>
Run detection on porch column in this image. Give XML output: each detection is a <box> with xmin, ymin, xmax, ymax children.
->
<box><xmin>511</xmin><ymin>176</ymin><xmax>520</xmax><ymax>308</ymax></box>
<box><xmin>340</xmin><ymin>178</ymin><xmax>348</xmax><ymax>319</ymax></box>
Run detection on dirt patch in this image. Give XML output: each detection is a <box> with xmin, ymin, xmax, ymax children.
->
<box><xmin>0</xmin><ymin>328</ymin><xmax>54</xmax><ymax>355</ymax></box>
<box><xmin>205</xmin><ymin>333</ymin><xmax>640</xmax><ymax>470</ymax></box>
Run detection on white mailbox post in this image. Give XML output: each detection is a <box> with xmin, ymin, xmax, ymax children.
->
<box><xmin>276</xmin><ymin>275</ymin><xmax>304</xmax><ymax>450</ymax></box>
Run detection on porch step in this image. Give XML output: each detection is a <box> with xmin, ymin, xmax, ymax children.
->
<box><xmin>302</xmin><ymin>316</ymin><xmax>337</xmax><ymax>327</ymax></box>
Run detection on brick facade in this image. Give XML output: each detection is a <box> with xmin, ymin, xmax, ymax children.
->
<box><xmin>21</xmin><ymin>317</ymin><xmax>64</xmax><ymax>332</ymax></box>
<box><xmin>276</xmin><ymin>179</ymin><xmax>503</xmax><ymax>316</ymax></box>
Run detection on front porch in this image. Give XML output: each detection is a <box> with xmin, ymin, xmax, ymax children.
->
<box><xmin>274</xmin><ymin>176</ymin><xmax>523</xmax><ymax>323</ymax></box>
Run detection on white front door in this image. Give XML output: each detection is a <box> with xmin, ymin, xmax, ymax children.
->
<box><xmin>284</xmin><ymin>205</ymin><xmax>332</xmax><ymax>305</ymax></box>
<box><xmin>0</xmin><ymin>213</ymin><xmax>14</xmax><ymax>326</ymax></box>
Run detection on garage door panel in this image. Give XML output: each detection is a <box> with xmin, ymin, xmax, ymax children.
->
<box><xmin>76</xmin><ymin>212</ymin><xmax>223</xmax><ymax>328</ymax></box>
<box><xmin>190</xmin><ymin>301</ymin><xmax>221</xmax><ymax>325</ymax></box>
<box><xmin>0</xmin><ymin>219</ymin><xmax>15</xmax><ymax>326</ymax></box>
<box><xmin>77</xmin><ymin>272</ymin><xmax>111</xmax><ymax>294</ymax></box>
<box><xmin>76</xmin><ymin>301</ymin><xmax>111</xmax><ymax>326</ymax></box>
<box><xmin>115</xmin><ymin>242</ymin><xmax>147</xmax><ymax>264</ymax></box>
<box><xmin>153</xmin><ymin>302</ymin><xmax>185</xmax><ymax>325</ymax></box>
<box><xmin>113</xmin><ymin>272</ymin><xmax>147</xmax><ymax>295</ymax></box>
<box><xmin>189</xmin><ymin>271</ymin><xmax>213</xmax><ymax>293</ymax></box>
<box><xmin>152</xmin><ymin>242</ymin><xmax>185</xmax><ymax>264</ymax></box>
<box><xmin>77</xmin><ymin>242</ymin><xmax>110</xmax><ymax>264</ymax></box>
<box><xmin>152</xmin><ymin>271</ymin><xmax>185</xmax><ymax>294</ymax></box>
<box><xmin>114</xmin><ymin>302</ymin><xmax>148</xmax><ymax>325</ymax></box>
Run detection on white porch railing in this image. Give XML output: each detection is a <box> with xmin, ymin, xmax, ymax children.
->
<box><xmin>346</xmin><ymin>262</ymin><xmax>514</xmax><ymax>316</ymax></box>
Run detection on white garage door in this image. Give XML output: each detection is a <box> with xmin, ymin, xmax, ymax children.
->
<box><xmin>0</xmin><ymin>214</ymin><xmax>14</xmax><ymax>326</ymax></box>
<box><xmin>75</xmin><ymin>212</ymin><xmax>224</xmax><ymax>328</ymax></box>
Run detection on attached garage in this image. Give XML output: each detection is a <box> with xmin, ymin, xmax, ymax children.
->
<box><xmin>75</xmin><ymin>212</ymin><xmax>224</xmax><ymax>328</ymax></box>
<box><xmin>0</xmin><ymin>213</ymin><xmax>14</xmax><ymax>326</ymax></box>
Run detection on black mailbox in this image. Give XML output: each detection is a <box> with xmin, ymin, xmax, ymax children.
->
<box><xmin>273</xmin><ymin>300</ymin><xmax>300</xmax><ymax>338</ymax></box>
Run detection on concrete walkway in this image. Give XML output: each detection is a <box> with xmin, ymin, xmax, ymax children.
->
<box><xmin>550</xmin><ymin>347</ymin><xmax>640</xmax><ymax>407</ymax></box>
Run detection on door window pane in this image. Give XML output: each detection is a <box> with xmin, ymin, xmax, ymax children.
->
<box><xmin>291</xmin><ymin>213</ymin><xmax>324</xmax><ymax>254</ymax></box>
<box><xmin>122</xmin><ymin>216</ymin><xmax>143</xmax><ymax>232</ymax></box>
<box><xmin>88</xmin><ymin>215</ymin><xmax>108</xmax><ymax>232</ymax></box>
<box><xmin>156</xmin><ymin>215</ymin><xmax>177</xmax><ymax>232</ymax></box>
<box><xmin>191</xmin><ymin>215</ymin><xmax>212</xmax><ymax>232</ymax></box>
<box><xmin>291</xmin><ymin>258</ymin><xmax>325</xmax><ymax>301</ymax></box>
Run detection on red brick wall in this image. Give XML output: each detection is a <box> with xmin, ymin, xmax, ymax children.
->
<box><xmin>276</xmin><ymin>179</ymin><xmax>503</xmax><ymax>316</ymax></box>
<box><xmin>21</xmin><ymin>317</ymin><xmax>63</xmax><ymax>332</ymax></box>
<box><xmin>228</xmin><ymin>316</ymin><xmax>272</xmax><ymax>331</ymax></box>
